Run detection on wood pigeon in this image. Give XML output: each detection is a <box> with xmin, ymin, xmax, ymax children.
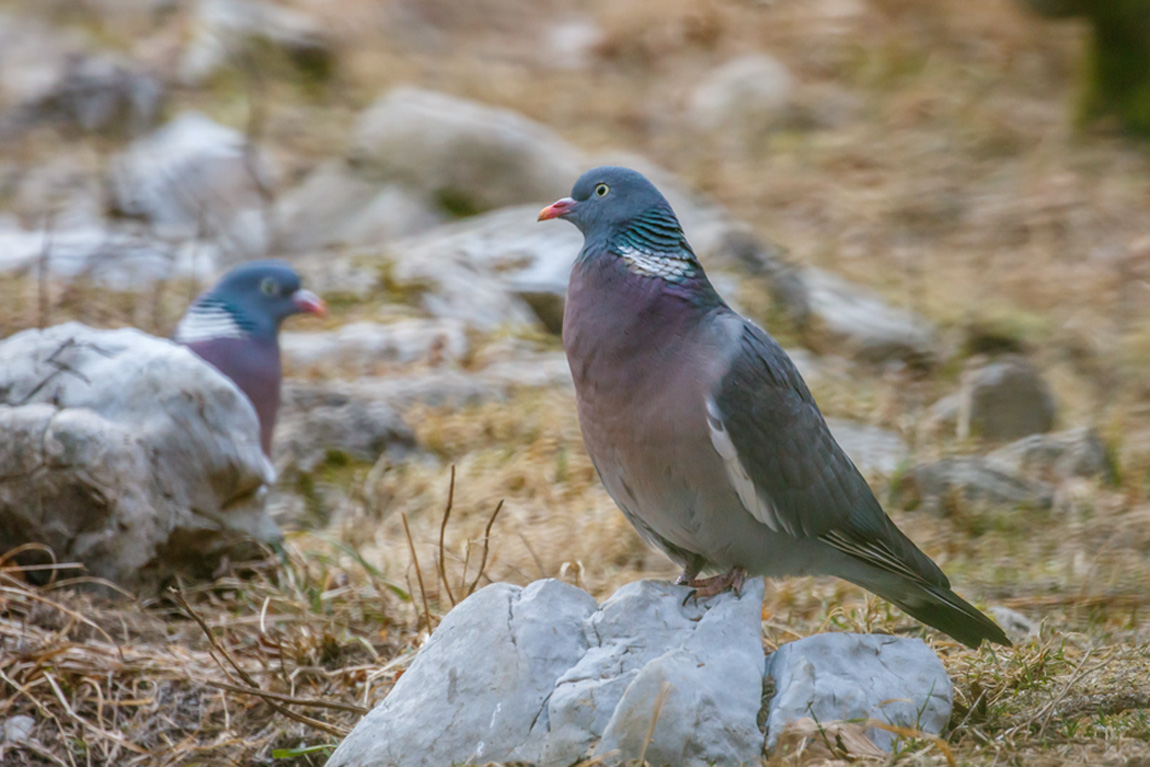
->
<box><xmin>175</xmin><ymin>260</ymin><xmax>325</xmax><ymax>455</ymax></box>
<box><xmin>540</xmin><ymin>166</ymin><xmax>1009</xmax><ymax>648</ymax></box>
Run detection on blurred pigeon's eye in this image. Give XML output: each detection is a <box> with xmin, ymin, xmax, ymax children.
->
<box><xmin>260</xmin><ymin>278</ymin><xmax>279</xmax><ymax>296</ymax></box>
<box><xmin>595</xmin><ymin>183</ymin><xmax>610</xmax><ymax>197</ymax></box>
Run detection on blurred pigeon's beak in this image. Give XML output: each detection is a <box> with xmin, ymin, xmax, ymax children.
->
<box><xmin>538</xmin><ymin>197</ymin><xmax>577</xmax><ymax>221</ymax></box>
<box><xmin>292</xmin><ymin>289</ymin><xmax>327</xmax><ymax>317</ymax></box>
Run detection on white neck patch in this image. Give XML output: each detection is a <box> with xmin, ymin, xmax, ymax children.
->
<box><xmin>175</xmin><ymin>304</ymin><xmax>248</xmax><ymax>344</ymax></box>
<box><xmin>616</xmin><ymin>244</ymin><xmax>697</xmax><ymax>282</ymax></box>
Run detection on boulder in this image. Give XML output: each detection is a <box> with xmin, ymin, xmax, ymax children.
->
<box><xmin>384</xmin><ymin>204</ymin><xmax>581</xmax><ymax>332</ymax></box>
<box><xmin>986</xmin><ymin>427</ymin><xmax>1113</xmax><ymax>483</ymax></box>
<box><xmin>687</xmin><ymin>54</ymin><xmax>796</xmax><ymax>145</ymax></box>
<box><xmin>275</xmin><ymin>383</ymin><xmax>417</xmax><ymax>475</ymax></box>
<box><xmin>110</xmin><ymin>112</ymin><xmax>275</xmax><ymax>260</ymax></box>
<box><xmin>957</xmin><ymin>356</ymin><xmax>1056</xmax><ymax>441</ymax></box>
<box><xmin>800</xmin><ymin>267</ymin><xmax>937</xmax><ymax>365</ymax></box>
<box><xmin>0</xmin><ymin>12</ymin><xmax>88</xmax><ymax>107</ymax></box>
<box><xmin>180</xmin><ymin>0</ymin><xmax>334</xmax><ymax>86</ymax></box>
<box><xmin>349</xmin><ymin>87</ymin><xmax>583</xmax><ymax>216</ymax></box>
<box><xmin>538</xmin><ymin>18</ymin><xmax>605</xmax><ymax>71</ymax></box>
<box><xmin>0</xmin><ymin>323</ymin><xmax>278</xmax><ymax>592</ymax></box>
<box><xmin>11</xmin><ymin>53</ymin><xmax>163</xmax><ymax>137</ymax></box>
<box><xmin>346</xmin><ymin>350</ymin><xmax>574</xmax><ymax>412</ymax></box>
<box><xmin>326</xmin><ymin>578</ymin><xmax>766</xmax><ymax>767</ymax></box>
<box><xmin>825</xmin><ymin>418</ymin><xmax>909</xmax><ymax>477</ymax></box>
<box><xmin>763</xmin><ymin>633</ymin><xmax>953</xmax><ymax>753</ymax></box>
<box><xmin>987</xmin><ymin>606</ymin><xmax>1040</xmax><ymax>641</ymax></box>
<box><xmin>272</xmin><ymin>160</ymin><xmax>442</xmax><ymax>254</ymax></box>
<box><xmin>381</xmin><ymin>215</ymin><xmax>548</xmax><ymax>331</ymax></box>
<box><xmin>280</xmin><ymin>319</ymin><xmax>470</xmax><ymax>375</ymax></box>
<box><xmin>898</xmin><ymin>456</ymin><xmax>1054</xmax><ymax>514</ymax></box>
<box><xmin>0</xmin><ymin>222</ymin><xmax>178</xmax><ymax>289</ymax></box>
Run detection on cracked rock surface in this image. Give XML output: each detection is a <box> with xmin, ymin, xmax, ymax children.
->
<box><xmin>0</xmin><ymin>322</ymin><xmax>278</xmax><ymax>592</ymax></box>
<box><xmin>328</xmin><ymin>580</ymin><xmax>956</xmax><ymax>766</ymax></box>
<box><xmin>326</xmin><ymin>578</ymin><xmax>767</xmax><ymax>767</ymax></box>
<box><xmin>764</xmin><ymin>633</ymin><xmax>953</xmax><ymax>752</ymax></box>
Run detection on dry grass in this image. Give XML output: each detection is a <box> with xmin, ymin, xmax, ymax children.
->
<box><xmin>3</xmin><ymin>0</ymin><xmax>1150</xmax><ymax>764</ymax></box>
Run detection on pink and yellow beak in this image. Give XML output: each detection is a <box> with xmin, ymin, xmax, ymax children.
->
<box><xmin>538</xmin><ymin>197</ymin><xmax>577</xmax><ymax>221</ymax></box>
<box><xmin>292</xmin><ymin>288</ymin><xmax>327</xmax><ymax>317</ymax></box>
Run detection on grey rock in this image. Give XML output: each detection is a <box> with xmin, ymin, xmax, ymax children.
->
<box><xmin>0</xmin><ymin>222</ymin><xmax>179</xmax><ymax>289</ymax></box>
<box><xmin>280</xmin><ymin>320</ymin><xmax>470</xmax><ymax>375</ymax></box>
<box><xmin>273</xmin><ymin>160</ymin><xmax>442</xmax><ymax>253</ymax></box>
<box><xmin>275</xmin><ymin>382</ymin><xmax>417</xmax><ymax>475</ymax></box>
<box><xmin>826</xmin><ymin>418</ymin><xmax>909</xmax><ymax>477</ymax></box>
<box><xmin>0</xmin><ymin>12</ymin><xmax>87</xmax><ymax>106</ymax></box>
<box><xmin>958</xmin><ymin>356</ymin><xmax>1055</xmax><ymax>441</ymax></box>
<box><xmin>386</xmin><ymin>204</ymin><xmax>581</xmax><ymax>332</ymax></box>
<box><xmin>326</xmin><ymin>579</ymin><xmax>599</xmax><ymax>767</ymax></box>
<box><xmin>346</xmin><ymin>351</ymin><xmax>573</xmax><ymax>411</ymax></box>
<box><xmin>289</xmin><ymin>250</ymin><xmax>383</xmax><ymax>301</ymax></box>
<box><xmin>764</xmin><ymin>633</ymin><xmax>953</xmax><ymax>753</ymax></box>
<box><xmin>899</xmin><ymin>456</ymin><xmax>1054</xmax><ymax>514</ymax></box>
<box><xmin>383</xmin><ymin>216</ymin><xmax>546</xmax><ymax>331</ymax></box>
<box><xmin>0</xmin><ymin>323</ymin><xmax>278</xmax><ymax>592</ymax></box>
<box><xmin>350</xmin><ymin>87</ymin><xmax>583</xmax><ymax>215</ymax></box>
<box><xmin>14</xmin><ymin>53</ymin><xmax>163</xmax><ymax>137</ymax></box>
<box><xmin>539</xmin><ymin>18</ymin><xmax>605</xmax><ymax>71</ymax></box>
<box><xmin>110</xmin><ymin>112</ymin><xmax>275</xmax><ymax>260</ymax></box>
<box><xmin>986</xmin><ymin>427</ymin><xmax>1112</xmax><ymax>483</ymax></box>
<box><xmin>987</xmin><ymin>606</ymin><xmax>1039</xmax><ymax>640</ymax></box>
<box><xmin>924</xmin><ymin>391</ymin><xmax>961</xmax><ymax>437</ymax></box>
<box><xmin>801</xmin><ymin>267</ymin><xmax>937</xmax><ymax>365</ymax></box>
<box><xmin>720</xmin><ymin>227</ymin><xmax>809</xmax><ymax>324</ymax></box>
<box><xmin>327</xmin><ymin>578</ymin><xmax>766</xmax><ymax>767</ymax></box>
<box><xmin>2</xmin><ymin>714</ymin><xmax>35</xmax><ymax>743</ymax></box>
<box><xmin>687</xmin><ymin>54</ymin><xmax>796</xmax><ymax>144</ymax></box>
<box><xmin>180</xmin><ymin>0</ymin><xmax>333</xmax><ymax>86</ymax></box>
<box><xmin>585</xmin><ymin>579</ymin><xmax>766</xmax><ymax>767</ymax></box>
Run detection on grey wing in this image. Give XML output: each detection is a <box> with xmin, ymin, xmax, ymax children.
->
<box><xmin>709</xmin><ymin>320</ymin><xmax>949</xmax><ymax>589</ymax></box>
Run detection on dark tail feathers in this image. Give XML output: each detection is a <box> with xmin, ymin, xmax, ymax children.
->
<box><xmin>856</xmin><ymin>578</ymin><xmax>1012</xmax><ymax>649</ymax></box>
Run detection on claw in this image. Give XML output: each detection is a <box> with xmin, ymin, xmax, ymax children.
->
<box><xmin>682</xmin><ymin>566</ymin><xmax>747</xmax><ymax>599</ymax></box>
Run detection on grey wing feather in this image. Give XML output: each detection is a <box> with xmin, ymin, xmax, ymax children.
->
<box><xmin>711</xmin><ymin>320</ymin><xmax>949</xmax><ymax>589</ymax></box>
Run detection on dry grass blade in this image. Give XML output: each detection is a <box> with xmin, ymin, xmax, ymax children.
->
<box><xmin>866</xmin><ymin>719</ymin><xmax>957</xmax><ymax>767</ymax></box>
<box><xmin>401</xmin><ymin>512</ymin><xmax>435</xmax><ymax>630</ymax></box>
<box><xmin>171</xmin><ymin>589</ymin><xmax>348</xmax><ymax>738</ymax></box>
<box><xmin>638</xmin><ymin>681</ymin><xmax>672</xmax><ymax>766</ymax></box>
<box><xmin>438</xmin><ymin>465</ymin><xmax>457</xmax><ymax>607</ymax></box>
<box><xmin>42</xmin><ymin>671</ymin><xmax>149</xmax><ymax>754</ymax></box>
<box><xmin>0</xmin><ymin>584</ymin><xmax>122</xmax><ymax>653</ymax></box>
<box><xmin>200</xmin><ymin>679</ymin><xmax>368</xmax><ymax>714</ymax></box>
<box><xmin>467</xmin><ymin>499</ymin><xmax>504</xmax><ymax>597</ymax></box>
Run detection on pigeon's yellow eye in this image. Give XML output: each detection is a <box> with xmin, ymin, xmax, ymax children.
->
<box><xmin>595</xmin><ymin>183</ymin><xmax>610</xmax><ymax>197</ymax></box>
<box><xmin>260</xmin><ymin>278</ymin><xmax>279</xmax><ymax>296</ymax></box>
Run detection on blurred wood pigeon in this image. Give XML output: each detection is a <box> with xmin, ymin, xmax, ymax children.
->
<box><xmin>175</xmin><ymin>259</ymin><xmax>325</xmax><ymax>455</ymax></box>
<box><xmin>540</xmin><ymin>167</ymin><xmax>1009</xmax><ymax>648</ymax></box>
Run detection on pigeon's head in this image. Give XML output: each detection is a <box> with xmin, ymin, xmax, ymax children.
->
<box><xmin>202</xmin><ymin>260</ymin><xmax>326</xmax><ymax>331</ymax></box>
<box><xmin>538</xmin><ymin>166</ymin><xmax>676</xmax><ymax>237</ymax></box>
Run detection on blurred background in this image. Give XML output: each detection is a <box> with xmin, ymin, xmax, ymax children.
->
<box><xmin>2</xmin><ymin>0</ymin><xmax>1150</xmax><ymax>764</ymax></box>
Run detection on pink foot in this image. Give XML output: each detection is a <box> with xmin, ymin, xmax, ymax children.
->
<box><xmin>682</xmin><ymin>566</ymin><xmax>747</xmax><ymax>603</ymax></box>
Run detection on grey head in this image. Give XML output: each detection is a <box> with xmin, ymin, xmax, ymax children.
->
<box><xmin>177</xmin><ymin>259</ymin><xmax>326</xmax><ymax>343</ymax></box>
<box><xmin>539</xmin><ymin>166</ymin><xmax>700</xmax><ymax>283</ymax></box>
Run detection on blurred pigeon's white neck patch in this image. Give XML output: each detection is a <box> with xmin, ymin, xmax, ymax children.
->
<box><xmin>615</xmin><ymin>244</ymin><xmax>697</xmax><ymax>283</ymax></box>
<box><xmin>175</xmin><ymin>303</ymin><xmax>248</xmax><ymax>343</ymax></box>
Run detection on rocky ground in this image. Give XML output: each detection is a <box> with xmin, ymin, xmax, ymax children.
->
<box><xmin>1</xmin><ymin>0</ymin><xmax>1150</xmax><ymax>765</ymax></box>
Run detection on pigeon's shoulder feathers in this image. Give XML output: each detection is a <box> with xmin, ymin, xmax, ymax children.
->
<box><xmin>174</xmin><ymin>297</ymin><xmax>256</xmax><ymax>344</ymax></box>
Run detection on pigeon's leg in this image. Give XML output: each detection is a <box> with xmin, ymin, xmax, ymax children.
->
<box><xmin>675</xmin><ymin>560</ymin><xmax>704</xmax><ymax>586</ymax></box>
<box><xmin>685</xmin><ymin>566</ymin><xmax>747</xmax><ymax>599</ymax></box>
